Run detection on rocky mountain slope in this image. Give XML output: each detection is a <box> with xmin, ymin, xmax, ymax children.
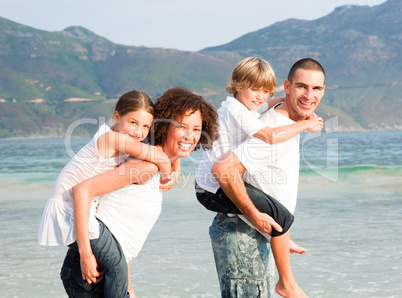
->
<box><xmin>0</xmin><ymin>0</ymin><xmax>400</xmax><ymax>138</ymax></box>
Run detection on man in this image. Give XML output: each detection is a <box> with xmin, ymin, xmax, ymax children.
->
<box><xmin>210</xmin><ymin>58</ymin><xmax>326</xmax><ymax>297</ymax></box>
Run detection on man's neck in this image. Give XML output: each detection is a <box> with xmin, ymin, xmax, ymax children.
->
<box><xmin>274</xmin><ymin>99</ymin><xmax>306</xmax><ymax>122</ymax></box>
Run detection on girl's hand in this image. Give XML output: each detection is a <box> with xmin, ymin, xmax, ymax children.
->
<box><xmin>159</xmin><ymin>172</ymin><xmax>171</xmax><ymax>185</ymax></box>
<box><xmin>159</xmin><ymin>171</ymin><xmax>180</xmax><ymax>192</ymax></box>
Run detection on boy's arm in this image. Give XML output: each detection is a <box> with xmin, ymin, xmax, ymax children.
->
<box><xmin>159</xmin><ymin>158</ymin><xmax>181</xmax><ymax>192</ymax></box>
<box><xmin>266</xmin><ymin>96</ymin><xmax>285</xmax><ymax>109</ymax></box>
<box><xmin>253</xmin><ymin>117</ymin><xmax>323</xmax><ymax>144</ymax></box>
<box><xmin>211</xmin><ymin>152</ymin><xmax>282</xmax><ymax>235</ymax></box>
<box><xmin>73</xmin><ymin>159</ymin><xmax>158</xmax><ymax>284</ymax></box>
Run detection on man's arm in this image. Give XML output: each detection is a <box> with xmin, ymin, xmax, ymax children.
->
<box><xmin>211</xmin><ymin>152</ymin><xmax>282</xmax><ymax>235</ymax></box>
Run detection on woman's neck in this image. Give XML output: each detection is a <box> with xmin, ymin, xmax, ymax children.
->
<box><xmin>156</xmin><ymin>145</ymin><xmax>179</xmax><ymax>163</ymax></box>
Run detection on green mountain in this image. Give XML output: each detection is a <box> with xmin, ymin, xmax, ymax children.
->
<box><xmin>0</xmin><ymin>0</ymin><xmax>401</xmax><ymax>138</ymax></box>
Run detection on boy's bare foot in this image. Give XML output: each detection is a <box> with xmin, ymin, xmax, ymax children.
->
<box><xmin>128</xmin><ymin>288</ymin><xmax>136</xmax><ymax>298</ymax></box>
<box><xmin>289</xmin><ymin>239</ymin><xmax>307</xmax><ymax>254</ymax></box>
<box><xmin>276</xmin><ymin>280</ymin><xmax>309</xmax><ymax>298</ymax></box>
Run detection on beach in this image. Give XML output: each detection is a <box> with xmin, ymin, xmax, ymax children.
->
<box><xmin>0</xmin><ymin>131</ymin><xmax>401</xmax><ymax>297</ymax></box>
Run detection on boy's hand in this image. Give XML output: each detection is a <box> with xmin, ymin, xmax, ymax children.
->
<box><xmin>305</xmin><ymin>116</ymin><xmax>323</xmax><ymax>133</ymax></box>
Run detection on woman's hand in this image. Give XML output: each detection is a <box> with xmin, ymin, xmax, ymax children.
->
<box><xmin>80</xmin><ymin>252</ymin><xmax>105</xmax><ymax>285</ymax></box>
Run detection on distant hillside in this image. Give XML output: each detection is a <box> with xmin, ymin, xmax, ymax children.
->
<box><xmin>0</xmin><ymin>0</ymin><xmax>401</xmax><ymax>138</ymax></box>
<box><xmin>201</xmin><ymin>0</ymin><xmax>402</xmax><ymax>131</ymax></box>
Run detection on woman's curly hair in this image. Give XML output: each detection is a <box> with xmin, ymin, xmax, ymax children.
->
<box><xmin>149</xmin><ymin>87</ymin><xmax>219</xmax><ymax>151</ymax></box>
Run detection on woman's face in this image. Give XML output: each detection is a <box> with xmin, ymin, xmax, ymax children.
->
<box><xmin>163</xmin><ymin>110</ymin><xmax>202</xmax><ymax>160</ymax></box>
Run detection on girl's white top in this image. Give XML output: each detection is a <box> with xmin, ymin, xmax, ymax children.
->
<box><xmin>38</xmin><ymin>123</ymin><xmax>128</xmax><ymax>246</ymax></box>
<box><xmin>195</xmin><ymin>97</ymin><xmax>267</xmax><ymax>193</ymax></box>
<box><xmin>95</xmin><ymin>167</ymin><xmax>162</xmax><ymax>262</ymax></box>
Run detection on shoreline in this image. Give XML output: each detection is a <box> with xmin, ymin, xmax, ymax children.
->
<box><xmin>1</xmin><ymin>129</ymin><xmax>401</xmax><ymax>141</ymax></box>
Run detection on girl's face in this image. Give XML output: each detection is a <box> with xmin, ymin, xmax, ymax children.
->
<box><xmin>163</xmin><ymin>110</ymin><xmax>202</xmax><ymax>160</ymax></box>
<box><xmin>235</xmin><ymin>83</ymin><xmax>271</xmax><ymax>111</ymax></box>
<box><xmin>114</xmin><ymin>109</ymin><xmax>153</xmax><ymax>141</ymax></box>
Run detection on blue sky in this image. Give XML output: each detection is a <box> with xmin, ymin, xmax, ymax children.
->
<box><xmin>0</xmin><ymin>0</ymin><xmax>386</xmax><ymax>51</ymax></box>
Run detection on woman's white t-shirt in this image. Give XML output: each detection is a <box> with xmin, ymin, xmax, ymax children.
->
<box><xmin>95</xmin><ymin>166</ymin><xmax>162</xmax><ymax>262</ymax></box>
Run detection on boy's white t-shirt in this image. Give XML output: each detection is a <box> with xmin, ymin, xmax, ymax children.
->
<box><xmin>196</xmin><ymin>96</ymin><xmax>267</xmax><ymax>193</ymax></box>
<box><xmin>231</xmin><ymin>107</ymin><xmax>300</xmax><ymax>214</ymax></box>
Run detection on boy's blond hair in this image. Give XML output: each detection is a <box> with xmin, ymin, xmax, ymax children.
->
<box><xmin>226</xmin><ymin>57</ymin><xmax>276</xmax><ymax>98</ymax></box>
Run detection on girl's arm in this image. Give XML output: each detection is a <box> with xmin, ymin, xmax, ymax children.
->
<box><xmin>253</xmin><ymin>117</ymin><xmax>323</xmax><ymax>145</ymax></box>
<box><xmin>99</xmin><ymin>132</ymin><xmax>171</xmax><ymax>183</ymax></box>
<box><xmin>159</xmin><ymin>158</ymin><xmax>181</xmax><ymax>192</ymax></box>
<box><xmin>73</xmin><ymin>159</ymin><xmax>159</xmax><ymax>284</ymax></box>
<box><xmin>266</xmin><ymin>96</ymin><xmax>285</xmax><ymax>109</ymax></box>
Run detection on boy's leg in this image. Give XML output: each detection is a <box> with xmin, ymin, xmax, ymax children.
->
<box><xmin>196</xmin><ymin>181</ymin><xmax>294</xmax><ymax>236</ymax></box>
<box><xmin>271</xmin><ymin>230</ymin><xmax>307</xmax><ymax>297</ymax></box>
<box><xmin>195</xmin><ymin>182</ymin><xmax>241</xmax><ymax>214</ymax></box>
<box><xmin>243</xmin><ymin>182</ymin><xmax>294</xmax><ymax>237</ymax></box>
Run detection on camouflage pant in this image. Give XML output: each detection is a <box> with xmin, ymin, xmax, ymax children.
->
<box><xmin>210</xmin><ymin>213</ymin><xmax>275</xmax><ymax>298</ymax></box>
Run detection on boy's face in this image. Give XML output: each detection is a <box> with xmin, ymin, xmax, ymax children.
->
<box><xmin>235</xmin><ymin>83</ymin><xmax>271</xmax><ymax>111</ymax></box>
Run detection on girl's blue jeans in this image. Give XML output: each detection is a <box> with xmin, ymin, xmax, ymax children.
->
<box><xmin>60</xmin><ymin>220</ymin><xmax>129</xmax><ymax>298</ymax></box>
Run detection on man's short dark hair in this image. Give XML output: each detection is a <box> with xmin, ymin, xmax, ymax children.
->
<box><xmin>288</xmin><ymin>58</ymin><xmax>325</xmax><ymax>83</ymax></box>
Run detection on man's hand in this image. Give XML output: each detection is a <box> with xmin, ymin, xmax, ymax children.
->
<box><xmin>249</xmin><ymin>211</ymin><xmax>283</xmax><ymax>235</ymax></box>
<box><xmin>80</xmin><ymin>252</ymin><xmax>105</xmax><ymax>284</ymax></box>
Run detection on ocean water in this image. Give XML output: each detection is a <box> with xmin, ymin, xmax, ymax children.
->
<box><xmin>0</xmin><ymin>131</ymin><xmax>401</xmax><ymax>297</ymax></box>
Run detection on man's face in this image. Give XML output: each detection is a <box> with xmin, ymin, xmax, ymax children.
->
<box><xmin>284</xmin><ymin>69</ymin><xmax>325</xmax><ymax>121</ymax></box>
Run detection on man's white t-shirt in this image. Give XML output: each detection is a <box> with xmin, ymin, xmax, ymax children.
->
<box><xmin>231</xmin><ymin>106</ymin><xmax>300</xmax><ymax>214</ymax></box>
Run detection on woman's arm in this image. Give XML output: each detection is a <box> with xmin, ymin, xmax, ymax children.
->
<box><xmin>73</xmin><ymin>159</ymin><xmax>159</xmax><ymax>284</ymax></box>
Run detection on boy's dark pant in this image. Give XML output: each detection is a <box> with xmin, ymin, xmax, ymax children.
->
<box><xmin>196</xmin><ymin>182</ymin><xmax>294</xmax><ymax>237</ymax></box>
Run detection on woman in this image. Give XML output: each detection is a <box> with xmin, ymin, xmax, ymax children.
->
<box><xmin>61</xmin><ymin>87</ymin><xmax>219</xmax><ymax>297</ymax></box>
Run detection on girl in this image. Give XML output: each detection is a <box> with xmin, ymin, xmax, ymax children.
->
<box><xmin>38</xmin><ymin>90</ymin><xmax>175</xmax><ymax>297</ymax></box>
<box><xmin>61</xmin><ymin>87</ymin><xmax>219</xmax><ymax>297</ymax></box>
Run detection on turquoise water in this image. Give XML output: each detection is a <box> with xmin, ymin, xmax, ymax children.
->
<box><xmin>0</xmin><ymin>131</ymin><xmax>401</xmax><ymax>297</ymax></box>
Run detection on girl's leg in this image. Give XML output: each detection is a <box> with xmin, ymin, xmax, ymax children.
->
<box><xmin>90</xmin><ymin>221</ymin><xmax>129</xmax><ymax>298</ymax></box>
